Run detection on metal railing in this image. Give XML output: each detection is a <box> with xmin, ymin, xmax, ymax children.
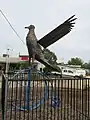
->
<box><xmin>1</xmin><ymin>70</ymin><xmax>90</xmax><ymax>120</ymax></box>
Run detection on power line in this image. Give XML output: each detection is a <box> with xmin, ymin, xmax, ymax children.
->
<box><xmin>0</xmin><ymin>9</ymin><xmax>26</xmax><ymax>45</ymax></box>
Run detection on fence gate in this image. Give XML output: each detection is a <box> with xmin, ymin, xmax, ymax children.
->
<box><xmin>1</xmin><ymin>71</ymin><xmax>90</xmax><ymax>120</ymax></box>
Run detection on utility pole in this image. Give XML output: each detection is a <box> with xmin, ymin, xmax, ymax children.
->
<box><xmin>5</xmin><ymin>48</ymin><xmax>10</xmax><ymax>73</ymax></box>
<box><xmin>4</xmin><ymin>48</ymin><xmax>10</xmax><ymax>120</ymax></box>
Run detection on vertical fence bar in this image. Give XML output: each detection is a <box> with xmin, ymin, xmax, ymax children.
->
<box><xmin>50</xmin><ymin>78</ymin><xmax>52</xmax><ymax>120</ymax></box>
<box><xmin>32</xmin><ymin>74</ymin><xmax>34</xmax><ymax>120</ymax></box>
<box><xmin>27</xmin><ymin>69</ymin><xmax>31</xmax><ymax>120</ymax></box>
<box><xmin>70</xmin><ymin>79</ymin><xmax>72</xmax><ymax>120</ymax></box>
<box><xmin>76</xmin><ymin>78</ymin><xmax>78</xmax><ymax>120</ymax></box>
<box><xmin>15</xmin><ymin>79</ymin><xmax>18</xmax><ymax>120</ymax></box>
<box><xmin>46</xmin><ymin>78</ymin><xmax>49</xmax><ymax>120</ymax></box>
<box><xmin>27</xmin><ymin>70</ymin><xmax>31</xmax><ymax>109</ymax></box>
<box><xmin>19</xmin><ymin>80</ymin><xmax>22</xmax><ymax>120</ymax></box>
<box><xmin>47</xmin><ymin>79</ymin><xmax>50</xmax><ymax>119</ymax></box>
<box><xmin>52</xmin><ymin>78</ymin><xmax>54</xmax><ymax>120</ymax></box>
<box><xmin>61</xmin><ymin>79</ymin><xmax>63</xmax><ymax>120</ymax></box>
<box><xmin>4</xmin><ymin>75</ymin><xmax>8</xmax><ymax>120</ymax></box>
<box><xmin>39</xmin><ymin>74</ymin><xmax>41</xmax><ymax>120</ymax></box>
<box><xmin>63</xmin><ymin>79</ymin><xmax>65</xmax><ymax>119</ymax></box>
<box><xmin>43</xmin><ymin>77</ymin><xmax>45</xmax><ymax>120</ymax></box>
<box><xmin>88</xmin><ymin>79</ymin><xmax>89</xmax><ymax>118</ymax></box>
<box><xmin>85</xmin><ymin>79</ymin><xmax>87</xmax><ymax>119</ymax></box>
<box><xmin>68</xmin><ymin>79</ymin><xmax>70</xmax><ymax>119</ymax></box>
<box><xmin>82</xmin><ymin>78</ymin><xmax>83</xmax><ymax>120</ymax></box>
<box><xmin>50</xmin><ymin>79</ymin><xmax>53</xmax><ymax>120</ymax></box>
<box><xmin>10</xmin><ymin>79</ymin><xmax>13</xmax><ymax>120</ymax></box>
<box><xmin>67</xmin><ymin>79</ymin><xmax>69</xmax><ymax>120</ymax></box>
<box><xmin>65</xmin><ymin>79</ymin><xmax>67</xmax><ymax>119</ymax></box>
<box><xmin>79</xmin><ymin>78</ymin><xmax>81</xmax><ymax>120</ymax></box>
<box><xmin>8</xmin><ymin>74</ymin><xmax>12</xmax><ymax>119</ymax></box>
<box><xmin>57</xmin><ymin>77</ymin><xmax>60</xmax><ymax>120</ymax></box>
<box><xmin>36</xmin><ymin>77</ymin><xmax>38</xmax><ymax>120</ymax></box>
<box><xmin>73</xmin><ymin>78</ymin><xmax>75</xmax><ymax>119</ymax></box>
<box><xmin>1</xmin><ymin>73</ymin><xmax>5</xmax><ymax>120</ymax></box>
<box><xmin>53</xmin><ymin>78</ymin><xmax>56</xmax><ymax>120</ymax></box>
<box><xmin>23</xmin><ymin>74</ymin><xmax>26</xmax><ymax>120</ymax></box>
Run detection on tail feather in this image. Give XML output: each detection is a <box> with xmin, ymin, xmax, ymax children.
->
<box><xmin>37</xmin><ymin>58</ymin><xmax>61</xmax><ymax>72</ymax></box>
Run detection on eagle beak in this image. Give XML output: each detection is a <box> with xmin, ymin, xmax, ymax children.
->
<box><xmin>25</xmin><ymin>26</ymin><xmax>28</xmax><ymax>29</ymax></box>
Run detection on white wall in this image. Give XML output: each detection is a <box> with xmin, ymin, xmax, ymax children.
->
<box><xmin>0</xmin><ymin>56</ymin><xmax>19</xmax><ymax>63</ymax></box>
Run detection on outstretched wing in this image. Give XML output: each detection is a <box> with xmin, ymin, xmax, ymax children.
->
<box><xmin>38</xmin><ymin>15</ymin><xmax>77</xmax><ymax>48</ymax></box>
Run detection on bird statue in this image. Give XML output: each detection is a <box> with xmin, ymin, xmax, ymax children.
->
<box><xmin>25</xmin><ymin>15</ymin><xmax>77</xmax><ymax>72</ymax></box>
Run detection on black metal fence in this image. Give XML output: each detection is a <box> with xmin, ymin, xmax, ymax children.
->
<box><xmin>1</xmin><ymin>71</ymin><xmax>90</xmax><ymax>120</ymax></box>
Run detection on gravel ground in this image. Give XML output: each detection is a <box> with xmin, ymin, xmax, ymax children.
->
<box><xmin>0</xmin><ymin>103</ymin><xmax>90</xmax><ymax>120</ymax></box>
<box><xmin>0</xmin><ymin>88</ymin><xmax>90</xmax><ymax>120</ymax></box>
<box><xmin>0</xmin><ymin>77</ymin><xmax>90</xmax><ymax>120</ymax></box>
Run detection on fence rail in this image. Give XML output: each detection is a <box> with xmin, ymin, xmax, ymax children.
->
<box><xmin>0</xmin><ymin>71</ymin><xmax>90</xmax><ymax>120</ymax></box>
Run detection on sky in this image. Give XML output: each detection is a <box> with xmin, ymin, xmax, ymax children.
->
<box><xmin>0</xmin><ymin>0</ymin><xmax>90</xmax><ymax>63</ymax></box>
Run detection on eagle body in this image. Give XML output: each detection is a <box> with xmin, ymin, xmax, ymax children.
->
<box><xmin>26</xmin><ymin>28</ymin><xmax>44</xmax><ymax>60</ymax></box>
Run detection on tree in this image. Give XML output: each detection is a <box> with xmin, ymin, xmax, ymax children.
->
<box><xmin>68</xmin><ymin>57</ymin><xmax>83</xmax><ymax>66</ymax></box>
<box><xmin>42</xmin><ymin>49</ymin><xmax>59</xmax><ymax>72</ymax></box>
<box><xmin>42</xmin><ymin>49</ymin><xmax>57</xmax><ymax>65</ymax></box>
<box><xmin>82</xmin><ymin>61</ymin><xmax>90</xmax><ymax>69</ymax></box>
<box><xmin>10</xmin><ymin>61</ymin><xmax>30</xmax><ymax>70</ymax></box>
<box><xmin>87</xmin><ymin>62</ymin><xmax>90</xmax><ymax>69</ymax></box>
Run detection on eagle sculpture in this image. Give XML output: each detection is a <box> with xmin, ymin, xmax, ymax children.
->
<box><xmin>25</xmin><ymin>15</ymin><xmax>77</xmax><ymax>72</ymax></box>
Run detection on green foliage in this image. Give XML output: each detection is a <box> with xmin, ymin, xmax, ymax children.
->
<box><xmin>68</xmin><ymin>57</ymin><xmax>90</xmax><ymax>70</ymax></box>
<box><xmin>82</xmin><ymin>61</ymin><xmax>90</xmax><ymax>69</ymax></box>
<box><xmin>42</xmin><ymin>49</ymin><xmax>57</xmax><ymax>65</ymax></box>
<box><xmin>43</xmin><ymin>67</ymin><xmax>52</xmax><ymax>72</ymax></box>
<box><xmin>42</xmin><ymin>49</ymin><xmax>60</xmax><ymax>72</ymax></box>
<box><xmin>10</xmin><ymin>61</ymin><xmax>30</xmax><ymax>70</ymax></box>
<box><xmin>19</xmin><ymin>62</ymin><xmax>31</xmax><ymax>69</ymax></box>
<box><xmin>68</xmin><ymin>57</ymin><xmax>83</xmax><ymax>66</ymax></box>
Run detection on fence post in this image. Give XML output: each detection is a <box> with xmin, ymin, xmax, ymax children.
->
<box><xmin>1</xmin><ymin>72</ymin><xmax>5</xmax><ymax>120</ymax></box>
<box><xmin>1</xmin><ymin>70</ymin><xmax>8</xmax><ymax>120</ymax></box>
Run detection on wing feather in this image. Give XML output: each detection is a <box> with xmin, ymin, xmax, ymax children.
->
<box><xmin>38</xmin><ymin>15</ymin><xmax>77</xmax><ymax>48</ymax></box>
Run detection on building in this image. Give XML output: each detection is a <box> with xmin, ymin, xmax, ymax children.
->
<box><xmin>0</xmin><ymin>55</ymin><xmax>86</xmax><ymax>77</ymax></box>
<box><xmin>0</xmin><ymin>55</ymin><xmax>43</xmax><ymax>71</ymax></box>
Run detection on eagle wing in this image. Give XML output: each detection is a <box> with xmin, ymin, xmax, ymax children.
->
<box><xmin>38</xmin><ymin>15</ymin><xmax>77</xmax><ymax>48</ymax></box>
